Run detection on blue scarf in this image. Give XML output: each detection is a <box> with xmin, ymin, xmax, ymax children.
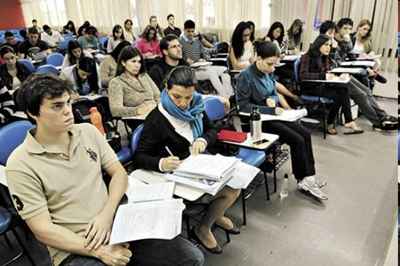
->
<box><xmin>161</xmin><ymin>89</ymin><xmax>204</xmax><ymax>138</ymax></box>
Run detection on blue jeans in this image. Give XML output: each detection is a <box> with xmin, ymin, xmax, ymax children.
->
<box><xmin>59</xmin><ymin>236</ymin><xmax>204</xmax><ymax>266</ymax></box>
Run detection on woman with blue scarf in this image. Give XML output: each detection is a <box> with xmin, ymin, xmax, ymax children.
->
<box><xmin>133</xmin><ymin>66</ymin><xmax>240</xmax><ymax>255</ymax></box>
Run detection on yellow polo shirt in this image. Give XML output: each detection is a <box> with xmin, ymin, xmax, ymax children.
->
<box><xmin>6</xmin><ymin>123</ymin><xmax>118</xmax><ymax>266</ymax></box>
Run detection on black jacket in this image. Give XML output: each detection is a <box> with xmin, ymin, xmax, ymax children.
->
<box><xmin>133</xmin><ymin>106</ymin><xmax>218</xmax><ymax>172</ymax></box>
<box><xmin>0</xmin><ymin>62</ymin><xmax>33</xmax><ymax>91</ymax></box>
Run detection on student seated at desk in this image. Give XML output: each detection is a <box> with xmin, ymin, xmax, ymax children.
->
<box><xmin>61</xmin><ymin>40</ymin><xmax>93</xmax><ymax>70</ymax></box>
<box><xmin>107</xmin><ymin>25</ymin><xmax>125</xmax><ymax>54</ymax></box>
<box><xmin>263</xmin><ymin>21</ymin><xmax>287</xmax><ymax>54</ymax></box>
<box><xmin>148</xmin><ymin>35</ymin><xmax>231</xmax><ymax>113</ymax></box>
<box><xmin>41</xmin><ymin>25</ymin><xmax>64</xmax><ymax>48</ymax></box>
<box><xmin>0</xmin><ymin>81</ymin><xmax>16</xmax><ymax>127</ymax></box>
<box><xmin>229</xmin><ymin>21</ymin><xmax>255</xmax><ymax>71</ymax></box>
<box><xmin>350</xmin><ymin>19</ymin><xmax>386</xmax><ymax>83</ymax></box>
<box><xmin>100</xmin><ymin>40</ymin><xmax>131</xmax><ymax>89</ymax></box>
<box><xmin>179</xmin><ymin>20</ymin><xmax>233</xmax><ymax>98</ymax></box>
<box><xmin>108</xmin><ymin>46</ymin><xmax>160</xmax><ymax>129</ymax></box>
<box><xmin>133</xmin><ymin>66</ymin><xmax>240</xmax><ymax>254</ymax></box>
<box><xmin>78</xmin><ymin>26</ymin><xmax>100</xmax><ymax>51</ymax></box>
<box><xmin>62</xmin><ymin>20</ymin><xmax>77</xmax><ymax>36</ymax></box>
<box><xmin>135</xmin><ymin>26</ymin><xmax>162</xmax><ymax>59</ymax></box>
<box><xmin>18</xmin><ymin>27</ymin><xmax>51</xmax><ymax>60</ymax></box>
<box><xmin>300</xmin><ymin>34</ymin><xmax>397</xmax><ymax>131</ymax></box>
<box><xmin>236</xmin><ymin>41</ymin><xmax>328</xmax><ymax>201</ymax></box>
<box><xmin>0</xmin><ymin>46</ymin><xmax>33</xmax><ymax>92</ymax></box>
<box><xmin>60</xmin><ymin>56</ymin><xmax>101</xmax><ymax>96</ymax></box>
<box><xmin>285</xmin><ymin>19</ymin><xmax>304</xmax><ymax>55</ymax></box>
<box><xmin>6</xmin><ymin>74</ymin><xmax>204</xmax><ymax>266</ymax></box>
<box><xmin>299</xmin><ymin>34</ymin><xmax>363</xmax><ymax>135</ymax></box>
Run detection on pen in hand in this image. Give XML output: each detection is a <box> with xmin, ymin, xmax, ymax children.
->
<box><xmin>163</xmin><ymin>146</ymin><xmax>181</xmax><ymax>172</ymax></box>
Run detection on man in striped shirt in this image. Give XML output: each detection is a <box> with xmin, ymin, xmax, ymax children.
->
<box><xmin>179</xmin><ymin>20</ymin><xmax>233</xmax><ymax>98</ymax></box>
<box><xmin>0</xmin><ymin>81</ymin><xmax>16</xmax><ymax>126</ymax></box>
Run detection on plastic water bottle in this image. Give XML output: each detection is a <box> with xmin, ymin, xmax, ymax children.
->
<box><xmin>250</xmin><ymin>106</ymin><xmax>262</xmax><ymax>141</ymax></box>
<box><xmin>280</xmin><ymin>174</ymin><xmax>289</xmax><ymax>198</ymax></box>
<box><xmin>89</xmin><ymin>107</ymin><xmax>105</xmax><ymax>135</ymax></box>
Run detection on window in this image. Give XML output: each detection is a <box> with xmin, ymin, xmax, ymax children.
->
<box><xmin>39</xmin><ymin>0</ymin><xmax>67</xmax><ymax>27</ymax></box>
<box><xmin>203</xmin><ymin>0</ymin><xmax>216</xmax><ymax>27</ymax></box>
<box><xmin>184</xmin><ymin>0</ymin><xmax>196</xmax><ymax>21</ymax></box>
<box><xmin>129</xmin><ymin>0</ymin><xmax>140</xmax><ymax>28</ymax></box>
<box><xmin>260</xmin><ymin>0</ymin><xmax>272</xmax><ymax>29</ymax></box>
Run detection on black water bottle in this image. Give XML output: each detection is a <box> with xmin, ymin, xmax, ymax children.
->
<box><xmin>250</xmin><ymin>106</ymin><xmax>262</xmax><ymax>141</ymax></box>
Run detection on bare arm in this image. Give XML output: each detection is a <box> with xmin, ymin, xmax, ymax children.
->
<box><xmin>84</xmin><ymin>161</ymin><xmax>128</xmax><ymax>250</ymax></box>
<box><xmin>277</xmin><ymin>93</ymin><xmax>291</xmax><ymax>110</ymax></box>
<box><xmin>26</xmin><ymin>211</ymin><xmax>98</xmax><ymax>257</ymax></box>
<box><xmin>276</xmin><ymin>81</ymin><xmax>297</xmax><ymax>100</ymax></box>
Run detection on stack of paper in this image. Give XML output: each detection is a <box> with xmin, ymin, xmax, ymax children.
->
<box><xmin>173</xmin><ymin>154</ymin><xmax>240</xmax><ymax>181</ymax></box>
<box><xmin>259</xmin><ymin>108</ymin><xmax>307</xmax><ymax>122</ymax></box>
<box><xmin>109</xmin><ymin>181</ymin><xmax>184</xmax><ymax>244</ymax></box>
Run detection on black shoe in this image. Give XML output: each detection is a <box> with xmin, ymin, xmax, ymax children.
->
<box><xmin>374</xmin><ymin>73</ymin><xmax>387</xmax><ymax>84</ymax></box>
<box><xmin>383</xmin><ymin>115</ymin><xmax>398</xmax><ymax>123</ymax></box>
<box><xmin>373</xmin><ymin>123</ymin><xmax>397</xmax><ymax>131</ymax></box>
<box><xmin>215</xmin><ymin>222</ymin><xmax>241</xmax><ymax>235</ymax></box>
<box><xmin>189</xmin><ymin>228</ymin><xmax>223</xmax><ymax>254</ymax></box>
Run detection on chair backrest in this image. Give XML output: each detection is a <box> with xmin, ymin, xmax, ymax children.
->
<box><xmin>36</xmin><ymin>64</ymin><xmax>59</xmax><ymax>75</ymax></box>
<box><xmin>46</xmin><ymin>53</ymin><xmax>64</xmax><ymax>67</ymax></box>
<box><xmin>0</xmin><ymin>120</ymin><xmax>33</xmax><ymax>165</ymax></box>
<box><xmin>203</xmin><ymin>96</ymin><xmax>225</xmax><ymax>121</ymax></box>
<box><xmin>17</xmin><ymin>59</ymin><xmax>35</xmax><ymax>73</ymax></box>
<box><xmin>99</xmin><ymin>36</ymin><xmax>108</xmax><ymax>50</ymax></box>
<box><xmin>58</xmin><ymin>37</ymin><xmax>74</xmax><ymax>51</ymax></box>
<box><xmin>293</xmin><ymin>57</ymin><xmax>301</xmax><ymax>83</ymax></box>
<box><xmin>130</xmin><ymin>124</ymin><xmax>144</xmax><ymax>154</ymax></box>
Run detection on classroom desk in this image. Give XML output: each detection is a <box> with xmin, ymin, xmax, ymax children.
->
<box><xmin>329</xmin><ymin>67</ymin><xmax>364</xmax><ymax>74</ymax></box>
<box><xmin>281</xmin><ymin>54</ymin><xmax>301</xmax><ymax>63</ymax></box>
<box><xmin>339</xmin><ymin>60</ymin><xmax>376</xmax><ymax>68</ymax></box>
<box><xmin>220</xmin><ymin>132</ymin><xmax>280</xmax><ymax>194</ymax></box>
<box><xmin>129</xmin><ymin>169</ymin><xmax>205</xmax><ymax>201</ymax></box>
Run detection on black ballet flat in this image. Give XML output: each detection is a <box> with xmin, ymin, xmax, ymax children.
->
<box><xmin>189</xmin><ymin>228</ymin><xmax>223</xmax><ymax>254</ymax></box>
<box><xmin>215</xmin><ymin>223</ymin><xmax>241</xmax><ymax>235</ymax></box>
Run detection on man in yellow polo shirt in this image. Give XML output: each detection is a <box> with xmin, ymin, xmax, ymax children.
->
<box><xmin>5</xmin><ymin>74</ymin><xmax>204</xmax><ymax>266</ymax></box>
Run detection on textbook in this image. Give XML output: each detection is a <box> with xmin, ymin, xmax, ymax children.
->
<box><xmin>172</xmin><ymin>154</ymin><xmax>240</xmax><ymax>181</ymax></box>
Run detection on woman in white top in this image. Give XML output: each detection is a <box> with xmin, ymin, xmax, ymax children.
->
<box><xmin>123</xmin><ymin>19</ymin><xmax>136</xmax><ymax>44</ymax></box>
<box><xmin>229</xmin><ymin>21</ymin><xmax>255</xmax><ymax>70</ymax></box>
<box><xmin>351</xmin><ymin>19</ymin><xmax>386</xmax><ymax>83</ymax></box>
<box><xmin>107</xmin><ymin>24</ymin><xmax>125</xmax><ymax>53</ymax></box>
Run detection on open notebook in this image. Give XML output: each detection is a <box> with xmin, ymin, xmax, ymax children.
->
<box><xmin>110</xmin><ymin>180</ymin><xmax>184</xmax><ymax>244</ymax></box>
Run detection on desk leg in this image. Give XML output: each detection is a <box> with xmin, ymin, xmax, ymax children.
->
<box><xmin>273</xmin><ymin>145</ymin><xmax>277</xmax><ymax>193</ymax></box>
<box><xmin>241</xmin><ymin>189</ymin><xmax>247</xmax><ymax>226</ymax></box>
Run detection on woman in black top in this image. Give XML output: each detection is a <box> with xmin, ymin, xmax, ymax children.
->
<box><xmin>133</xmin><ymin>66</ymin><xmax>240</xmax><ymax>254</ymax></box>
<box><xmin>0</xmin><ymin>46</ymin><xmax>32</xmax><ymax>91</ymax></box>
<box><xmin>299</xmin><ymin>34</ymin><xmax>363</xmax><ymax>134</ymax></box>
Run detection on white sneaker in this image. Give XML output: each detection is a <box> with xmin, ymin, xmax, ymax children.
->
<box><xmin>298</xmin><ymin>176</ymin><xmax>328</xmax><ymax>200</ymax></box>
<box><xmin>315</xmin><ymin>176</ymin><xmax>327</xmax><ymax>188</ymax></box>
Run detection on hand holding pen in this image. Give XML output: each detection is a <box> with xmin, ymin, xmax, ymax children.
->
<box><xmin>161</xmin><ymin>146</ymin><xmax>181</xmax><ymax>172</ymax></box>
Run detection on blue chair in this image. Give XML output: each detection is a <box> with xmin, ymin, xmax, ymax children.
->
<box><xmin>36</xmin><ymin>64</ymin><xmax>59</xmax><ymax>75</ymax></box>
<box><xmin>294</xmin><ymin>57</ymin><xmax>333</xmax><ymax>139</ymax></box>
<box><xmin>0</xmin><ymin>121</ymin><xmax>33</xmax><ymax>165</ymax></box>
<box><xmin>58</xmin><ymin>36</ymin><xmax>75</xmax><ymax>51</ymax></box>
<box><xmin>0</xmin><ymin>121</ymin><xmax>36</xmax><ymax>265</ymax></box>
<box><xmin>117</xmin><ymin>147</ymin><xmax>133</xmax><ymax>165</ymax></box>
<box><xmin>46</xmin><ymin>53</ymin><xmax>64</xmax><ymax>67</ymax></box>
<box><xmin>18</xmin><ymin>59</ymin><xmax>36</xmax><ymax>73</ymax></box>
<box><xmin>130</xmin><ymin>124</ymin><xmax>144</xmax><ymax>154</ymax></box>
<box><xmin>99</xmin><ymin>36</ymin><xmax>108</xmax><ymax>52</ymax></box>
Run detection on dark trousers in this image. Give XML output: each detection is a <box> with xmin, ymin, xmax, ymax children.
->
<box><xmin>303</xmin><ymin>86</ymin><xmax>353</xmax><ymax>124</ymax></box>
<box><xmin>263</xmin><ymin>121</ymin><xmax>315</xmax><ymax>181</ymax></box>
<box><xmin>59</xmin><ymin>236</ymin><xmax>204</xmax><ymax>266</ymax></box>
